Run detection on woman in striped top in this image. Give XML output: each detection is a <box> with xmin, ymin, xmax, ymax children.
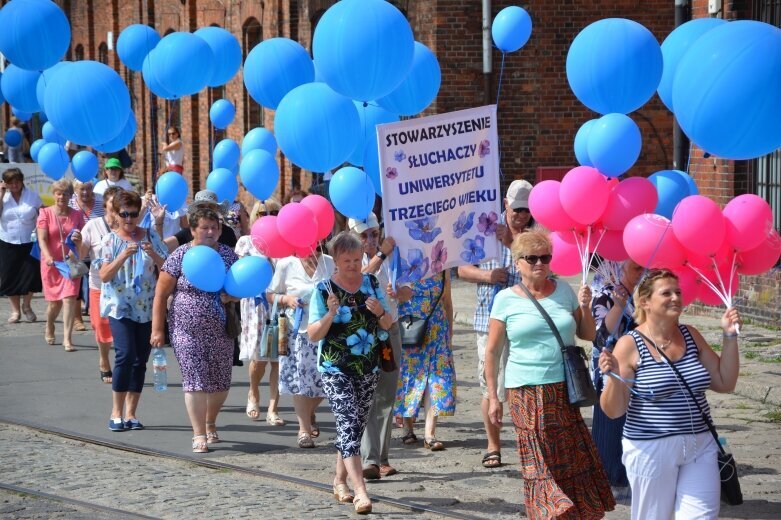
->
<box><xmin>599</xmin><ymin>269</ymin><xmax>742</xmax><ymax>519</ymax></box>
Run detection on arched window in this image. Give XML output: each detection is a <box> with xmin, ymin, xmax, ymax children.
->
<box><xmin>98</xmin><ymin>42</ymin><xmax>108</xmax><ymax>65</ymax></box>
<box><xmin>242</xmin><ymin>17</ymin><xmax>263</xmax><ymax>134</ymax></box>
<box><xmin>74</xmin><ymin>44</ymin><xmax>85</xmax><ymax>61</ymax></box>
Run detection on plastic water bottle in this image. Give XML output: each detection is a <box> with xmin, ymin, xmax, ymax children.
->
<box><xmin>152</xmin><ymin>348</ymin><xmax>168</xmax><ymax>392</ymax></box>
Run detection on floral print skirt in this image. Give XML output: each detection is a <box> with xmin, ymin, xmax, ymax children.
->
<box><xmin>279</xmin><ymin>329</ymin><xmax>325</xmax><ymax>398</ymax></box>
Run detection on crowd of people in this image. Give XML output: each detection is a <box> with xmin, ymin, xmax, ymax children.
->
<box><xmin>0</xmin><ymin>163</ymin><xmax>743</xmax><ymax>518</ymax></box>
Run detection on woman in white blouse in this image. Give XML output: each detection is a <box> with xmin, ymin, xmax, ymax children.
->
<box><xmin>0</xmin><ymin>168</ymin><xmax>42</xmax><ymax>323</ymax></box>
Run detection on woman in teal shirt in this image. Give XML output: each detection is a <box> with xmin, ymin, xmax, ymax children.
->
<box><xmin>484</xmin><ymin>230</ymin><xmax>614</xmax><ymax>519</ymax></box>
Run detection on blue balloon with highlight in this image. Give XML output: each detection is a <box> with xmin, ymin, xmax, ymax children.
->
<box><xmin>586</xmin><ymin>113</ymin><xmax>642</xmax><ymax>177</ymax></box>
<box><xmin>30</xmin><ymin>139</ymin><xmax>46</xmax><ymax>162</ymax></box>
<box><xmin>574</xmin><ymin>119</ymin><xmax>597</xmax><ymax>167</ymax></box>
<box><xmin>4</xmin><ymin>128</ymin><xmax>23</xmax><ymax>148</ymax></box>
<box><xmin>209</xmin><ymin>99</ymin><xmax>236</xmax><ymax>130</ymax></box>
<box><xmin>376</xmin><ymin>42</ymin><xmax>441</xmax><ymax>116</ymax></box>
<box><xmin>71</xmin><ymin>151</ymin><xmax>99</xmax><ymax>182</ymax></box>
<box><xmin>11</xmin><ymin>108</ymin><xmax>33</xmax><ymax>122</ymax></box>
<box><xmin>38</xmin><ymin>143</ymin><xmax>70</xmax><ymax>180</ymax></box>
<box><xmin>155</xmin><ymin>171</ymin><xmax>188</xmax><ymax>211</ymax></box>
<box><xmin>329</xmin><ymin>166</ymin><xmax>376</xmax><ymax>221</ymax></box>
<box><xmin>182</xmin><ymin>245</ymin><xmax>226</xmax><ymax>293</ymax></box>
<box><xmin>242</xmin><ymin>128</ymin><xmax>277</xmax><ymax>157</ymax></box>
<box><xmin>0</xmin><ymin>0</ymin><xmax>71</xmax><ymax>71</ymax></box>
<box><xmin>491</xmin><ymin>6</ymin><xmax>533</xmax><ymax>53</ymax></box>
<box><xmin>117</xmin><ymin>24</ymin><xmax>161</xmax><ymax>72</ymax></box>
<box><xmin>243</xmin><ymin>38</ymin><xmax>314</xmax><ymax>110</ymax></box>
<box><xmin>42</xmin><ymin>122</ymin><xmax>65</xmax><ymax>146</ymax></box>
<box><xmin>213</xmin><ymin>139</ymin><xmax>241</xmax><ymax>171</ymax></box>
<box><xmin>239</xmin><ymin>149</ymin><xmax>280</xmax><ymax>201</ymax></box>
<box><xmin>224</xmin><ymin>256</ymin><xmax>273</xmax><ymax>298</ymax></box>
<box><xmin>1</xmin><ymin>65</ymin><xmax>41</xmax><ymax>113</ymax></box>
<box><xmin>206</xmin><ymin>168</ymin><xmax>239</xmax><ymax>203</ymax></box>
<box><xmin>649</xmin><ymin>169</ymin><xmax>690</xmax><ymax>219</ymax></box>
<box><xmin>146</xmin><ymin>32</ymin><xmax>215</xmax><ymax>97</ymax></box>
<box><xmin>195</xmin><ymin>27</ymin><xmax>242</xmax><ymax>88</ymax></box>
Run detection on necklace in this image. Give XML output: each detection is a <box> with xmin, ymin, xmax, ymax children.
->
<box><xmin>646</xmin><ymin>329</ymin><xmax>672</xmax><ymax>351</ymax></box>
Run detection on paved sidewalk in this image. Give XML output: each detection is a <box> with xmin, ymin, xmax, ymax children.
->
<box><xmin>0</xmin><ymin>278</ymin><xmax>779</xmax><ymax>518</ymax></box>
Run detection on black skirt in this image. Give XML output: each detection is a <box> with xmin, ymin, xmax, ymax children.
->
<box><xmin>0</xmin><ymin>239</ymin><xmax>43</xmax><ymax>296</ymax></box>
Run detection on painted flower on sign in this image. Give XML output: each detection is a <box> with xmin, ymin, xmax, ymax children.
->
<box><xmin>478</xmin><ymin>139</ymin><xmax>491</xmax><ymax>158</ymax></box>
<box><xmin>431</xmin><ymin>240</ymin><xmax>447</xmax><ymax>273</ymax></box>
<box><xmin>460</xmin><ymin>235</ymin><xmax>486</xmax><ymax>264</ymax></box>
<box><xmin>385</xmin><ymin>167</ymin><xmax>398</xmax><ymax>180</ymax></box>
<box><xmin>452</xmin><ymin>211</ymin><xmax>475</xmax><ymax>239</ymax></box>
<box><xmin>394</xmin><ymin>150</ymin><xmax>406</xmax><ymax>162</ymax></box>
<box><xmin>406</xmin><ymin>216</ymin><xmax>442</xmax><ymax>243</ymax></box>
<box><xmin>398</xmin><ymin>248</ymin><xmax>430</xmax><ymax>283</ymax></box>
<box><xmin>477</xmin><ymin>211</ymin><xmax>498</xmax><ymax>236</ymax></box>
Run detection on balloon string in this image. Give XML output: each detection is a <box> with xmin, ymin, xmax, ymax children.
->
<box><xmin>710</xmin><ymin>257</ymin><xmax>731</xmax><ymax>307</ymax></box>
<box><xmin>495</xmin><ymin>52</ymin><xmax>506</xmax><ymax>106</ymax></box>
<box><xmin>686</xmin><ymin>263</ymin><xmax>730</xmax><ymax>307</ymax></box>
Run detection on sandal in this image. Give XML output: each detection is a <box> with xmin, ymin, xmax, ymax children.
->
<box><xmin>44</xmin><ymin>322</ymin><xmax>55</xmax><ymax>345</ymax></box>
<box><xmin>205</xmin><ymin>423</ymin><xmax>220</xmax><ymax>444</ymax></box>
<box><xmin>73</xmin><ymin>320</ymin><xmax>87</xmax><ymax>332</ymax></box>
<box><xmin>266</xmin><ymin>412</ymin><xmax>285</xmax><ymax>426</ymax></box>
<box><xmin>63</xmin><ymin>343</ymin><xmax>77</xmax><ymax>352</ymax></box>
<box><xmin>482</xmin><ymin>451</ymin><xmax>502</xmax><ymax>468</ymax></box>
<box><xmin>424</xmin><ymin>437</ymin><xmax>444</xmax><ymax>451</ymax></box>
<box><xmin>23</xmin><ymin>308</ymin><xmax>37</xmax><ymax>323</ymax></box>
<box><xmin>297</xmin><ymin>432</ymin><xmax>315</xmax><ymax>449</ymax></box>
<box><xmin>7</xmin><ymin>312</ymin><xmax>20</xmax><ymax>323</ymax></box>
<box><xmin>100</xmin><ymin>370</ymin><xmax>113</xmax><ymax>384</ymax></box>
<box><xmin>310</xmin><ymin>415</ymin><xmax>320</xmax><ymax>438</ymax></box>
<box><xmin>353</xmin><ymin>494</ymin><xmax>372</xmax><ymax>515</ymax></box>
<box><xmin>332</xmin><ymin>483</ymin><xmax>354</xmax><ymax>503</ymax></box>
<box><xmin>379</xmin><ymin>464</ymin><xmax>398</xmax><ymax>477</ymax></box>
<box><xmin>401</xmin><ymin>431</ymin><xmax>418</xmax><ymax>445</ymax></box>
<box><xmin>192</xmin><ymin>435</ymin><xmax>208</xmax><ymax>453</ymax></box>
<box><xmin>362</xmin><ymin>464</ymin><xmax>381</xmax><ymax>480</ymax></box>
<box><xmin>246</xmin><ymin>399</ymin><xmax>261</xmax><ymax>421</ymax></box>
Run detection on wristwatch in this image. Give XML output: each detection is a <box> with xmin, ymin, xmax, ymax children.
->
<box><xmin>376</xmin><ymin>251</ymin><xmax>387</xmax><ymax>261</ymax></box>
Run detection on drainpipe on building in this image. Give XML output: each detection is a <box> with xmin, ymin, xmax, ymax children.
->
<box><xmin>673</xmin><ymin>0</ymin><xmax>691</xmax><ymax>171</ymax></box>
<box><xmin>482</xmin><ymin>0</ymin><xmax>492</xmax><ymax>105</ymax></box>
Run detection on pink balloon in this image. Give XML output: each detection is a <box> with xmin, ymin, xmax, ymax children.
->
<box><xmin>601</xmin><ymin>177</ymin><xmax>658</xmax><ymax>230</ymax></box>
<box><xmin>673</xmin><ymin>268</ymin><xmax>700</xmax><ymax>307</ymax></box>
<box><xmin>300</xmin><ymin>194</ymin><xmax>335</xmax><ymax>241</ymax></box>
<box><xmin>251</xmin><ymin>216</ymin><xmax>295</xmax><ymax>259</ymax></box>
<box><xmin>623</xmin><ymin>214</ymin><xmax>686</xmax><ymax>269</ymax></box>
<box><xmin>276</xmin><ymin>203</ymin><xmax>318</xmax><ymax>247</ymax></box>
<box><xmin>528</xmin><ymin>180</ymin><xmax>581</xmax><ymax>232</ymax></box>
<box><xmin>595</xmin><ymin>229</ymin><xmax>629</xmax><ymax>261</ymax></box>
<box><xmin>550</xmin><ymin>232</ymin><xmax>582</xmax><ymax>276</ymax></box>
<box><xmin>686</xmin><ymin>237</ymin><xmax>735</xmax><ymax>271</ymax></box>
<box><xmin>697</xmin><ymin>264</ymin><xmax>739</xmax><ymax>306</ymax></box>
<box><xmin>723</xmin><ymin>194</ymin><xmax>773</xmax><ymax>251</ymax></box>
<box><xmin>293</xmin><ymin>241</ymin><xmax>319</xmax><ymax>258</ymax></box>
<box><xmin>560</xmin><ymin>166</ymin><xmax>610</xmax><ymax>226</ymax></box>
<box><xmin>736</xmin><ymin>228</ymin><xmax>781</xmax><ymax>275</ymax></box>
<box><xmin>672</xmin><ymin>195</ymin><xmax>726</xmax><ymax>256</ymax></box>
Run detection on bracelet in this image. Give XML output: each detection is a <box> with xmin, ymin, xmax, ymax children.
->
<box><xmin>377</xmin><ymin>310</ymin><xmax>386</xmax><ymax>320</ymax></box>
<box><xmin>723</xmin><ymin>331</ymin><xmax>739</xmax><ymax>338</ymax></box>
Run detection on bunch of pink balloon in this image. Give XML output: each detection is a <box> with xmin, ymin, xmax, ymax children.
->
<box><xmin>250</xmin><ymin>194</ymin><xmax>335</xmax><ymax>259</ymax></box>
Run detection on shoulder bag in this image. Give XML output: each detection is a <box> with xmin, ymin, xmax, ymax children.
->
<box><xmin>638</xmin><ymin>330</ymin><xmax>743</xmax><ymax>506</ymax></box>
<box><xmin>366</xmin><ymin>274</ymin><xmax>397</xmax><ymax>372</ymax></box>
<box><xmin>399</xmin><ymin>273</ymin><xmax>445</xmax><ymax>348</ymax></box>
<box><xmin>224</xmin><ymin>300</ymin><xmax>242</xmax><ymax>339</ymax></box>
<box><xmin>54</xmin><ymin>209</ymin><xmax>89</xmax><ymax>279</ymax></box>
<box><xmin>517</xmin><ymin>282</ymin><xmax>598</xmax><ymax>407</ymax></box>
<box><xmin>259</xmin><ymin>295</ymin><xmax>280</xmax><ymax>358</ymax></box>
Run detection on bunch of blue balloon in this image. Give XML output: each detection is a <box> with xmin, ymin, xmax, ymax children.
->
<box><xmin>566</xmin><ymin>18</ymin><xmax>663</xmax><ymax>178</ymax></box>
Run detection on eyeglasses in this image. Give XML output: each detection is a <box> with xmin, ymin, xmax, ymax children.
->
<box><xmin>118</xmin><ymin>211</ymin><xmax>140</xmax><ymax>219</ymax></box>
<box><xmin>512</xmin><ymin>207</ymin><xmax>531</xmax><ymax>214</ymax></box>
<box><xmin>520</xmin><ymin>254</ymin><xmax>552</xmax><ymax>265</ymax></box>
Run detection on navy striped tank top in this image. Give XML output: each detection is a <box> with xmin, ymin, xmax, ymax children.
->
<box><xmin>623</xmin><ymin>325</ymin><xmax>712</xmax><ymax>440</ymax></box>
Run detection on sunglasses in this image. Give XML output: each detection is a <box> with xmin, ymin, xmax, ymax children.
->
<box><xmin>512</xmin><ymin>207</ymin><xmax>531</xmax><ymax>214</ymax></box>
<box><xmin>119</xmin><ymin>211</ymin><xmax>140</xmax><ymax>219</ymax></box>
<box><xmin>258</xmin><ymin>210</ymin><xmax>279</xmax><ymax>217</ymax></box>
<box><xmin>520</xmin><ymin>254</ymin><xmax>552</xmax><ymax>265</ymax></box>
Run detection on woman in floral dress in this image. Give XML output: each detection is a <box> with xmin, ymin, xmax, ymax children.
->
<box><xmin>394</xmin><ymin>270</ymin><xmax>456</xmax><ymax>451</ymax></box>
<box><xmin>151</xmin><ymin>206</ymin><xmax>238</xmax><ymax>452</ymax></box>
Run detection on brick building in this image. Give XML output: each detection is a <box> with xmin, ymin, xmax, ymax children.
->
<box><xmin>1</xmin><ymin>0</ymin><xmax>778</xmax><ymax>324</ymax></box>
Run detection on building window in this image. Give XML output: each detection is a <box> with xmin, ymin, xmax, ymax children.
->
<box><xmin>242</xmin><ymin>17</ymin><xmax>264</xmax><ymax>134</ymax></box>
<box><xmin>74</xmin><ymin>44</ymin><xmax>85</xmax><ymax>61</ymax></box>
<box><xmin>98</xmin><ymin>42</ymin><xmax>108</xmax><ymax>65</ymax></box>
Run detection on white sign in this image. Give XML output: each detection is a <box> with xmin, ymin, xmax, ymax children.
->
<box><xmin>378</xmin><ymin>105</ymin><xmax>501</xmax><ymax>283</ymax></box>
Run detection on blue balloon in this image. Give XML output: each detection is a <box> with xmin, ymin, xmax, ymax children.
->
<box><xmin>672</xmin><ymin>170</ymin><xmax>698</xmax><ymax>196</ymax></box>
<box><xmin>155</xmin><ymin>171</ymin><xmax>188</xmax><ymax>211</ymax></box>
<box><xmin>0</xmin><ymin>0</ymin><xmax>71</xmax><ymax>71</ymax></box>
<box><xmin>30</xmin><ymin>139</ymin><xmax>46</xmax><ymax>162</ymax></box>
<box><xmin>329</xmin><ymin>166</ymin><xmax>376</xmax><ymax>220</ymax></box>
<box><xmin>224</xmin><ymin>256</ymin><xmax>273</xmax><ymax>298</ymax></box>
<box><xmin>182</xmin><ymin>245</ymin><xmax>226</xmax><ymax>293</ymax></box>
<box><xmin>44</xmin><ymin>61</ymin><xmax>131</xmax><ymax>147</ymax></box>
<box><xmin>194</xmin><ymin>27</ymin><xmax>242</xmax><ymax>88</ymax></box>
<box><xmin>239</xmin><ymin>149</ymin><xmax>280</xmax><ymax>201</ymax></box>
<box><xmin>649</xmin><ymin>170</ymin><xmax>689</xmax><ymax>219</ymax></box>
<box><xmin>38</xmin><ymin>143</ymin><xmax>69</xmax><ymax>180</ymax></box>
<box><xmin>348</xmin><ymin>101</ymin><xmax>399</xmax><ymax>167</ymax></box>
<box><xmin>71</xmin><ymin>151</ymin><xmax>99</xmax><ymax>182</ymax></box>
<box><xmin>209</xmin><ymin>99</ymin><xmax>236</xmax><ymax>130</ymax></box>
<box><xmin>566</xmin><ymin>18</ymin><xmax>663</xmax><ymax>115</ymax></box>
<box><xmin>491</xmin><ymin>6</ymin><xmax>533</xmax><ymax>53</ymax></box>
<box><xmin>274</xmin><ymin>83</ymin><xmax>360</xmax><ymax>172</ymax></box>
<box><xmin>243</xmin><ymin>38</ymin><xmax>314</xmax><ymax>110</ymax></box>
<box><xmin>146</xmin><ymin>32</ymin><xmax>215</xmax><ymax>97</ymax></box>
<box><xmin>242</xmin><ymin>127</ymin><xmax>277</xmax><ymax>157</ymax></box>
<box><xmin>4</xmin><ymin>128</ymin><xmax>23</xmax><ymax>147</ymax></box>
<box><xmin>658</xmin><ymin>18</ymin><xmax>726</xmax><ymax>112</ymax></box>
<box><xmin>142</xmin><ymin>52</ymin><xmax>176</xmax><ymax>99</ymax></box>
<box><xmin>573</xmin><ymin>119</ymin><xmax>597</xmax><ymax>167</ymax></box>
<box><xmin>93</xmin><ymin>114</ymin><xmax>137</xmax><ymax>153</ymax></box>
<box><xmin>42</xmin><ymin>122</ymin><xmax>65</xmax><ymax>145</ymax></box>
<box><xmin>213</xmin><ymin>139</ymin><xmax>240</xmax><ymax>170</ymax></box>
<box><xmin>1</xmin><ymin>65</ymin><xmax>41</xmax><ymax>113</ymax></box>
<box><xmin>376</xmin><ymin>42</ymin><xmax>441</xmax><ymax>116</ymax></box>
<box><xmin>313</xmin><ymin>0</ymin><xmax>415</xmax><ymax>101</ymax></box>
<box><xmin>206</xmin><ymin>168</ymin><xmax>239</xmax><ymax>203</ymax></box>
<box><xmin>586</xmin><ymin>113</ymin><xmax>642</xmax><ymax>177</ymax></box>
<box><xmin>11</xmin><ymin>107</ymin><xmax>33</xmax><ymax>122</ymax></box>
<box><xmin>672</xmin><ymin>21</ymin><xmax>781</xmax><ymax>160</ymax></box>
<box><xmin>35</xmin><ymin>62</ymin><xmax>70</xmax><ymax>113</ymax></box>
<box><xmin>117</xmin><ymin>24</ymin><xmax>161</xmax><ymax>72</ymax></box>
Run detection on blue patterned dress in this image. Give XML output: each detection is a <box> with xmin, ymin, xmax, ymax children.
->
<box><xmin>393</xmin><ymin>274</ymin><xmax>456</xmax><ymax>418</ymax></box>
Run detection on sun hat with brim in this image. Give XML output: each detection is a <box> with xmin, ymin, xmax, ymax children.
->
<box><xmin>348</xmin><ymin>212</ymin><xmax>380</xmax><ymax>234</ymax></box>
<box><xmin>189</xmin><ymin>189</ymin><xmax>229</xmax><ymax>215</ymax></box>
<box><xmin>105</xmin><ymin>158</ymin><xmax>123</xmax><ymax>170</ymax></box>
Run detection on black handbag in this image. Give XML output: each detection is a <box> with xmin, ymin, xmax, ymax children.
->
<box><xmin>224</xmin><ymin>300</ymin><xmax>241</xmax><ymax>339</ymax></box>
<box><xmin>399</xmin><ymin>273</ymin><xmax>445</xmax><ymax>348</ymax></box>
<box><xmin>517</xmin><ymin>282</ymin><xmax>598</xmax><ymax>407</ymax></box>
<box><xmin>643</xmin><ymin>331</ymin><xmax>743</xmax><ymax>506</ymax></box>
